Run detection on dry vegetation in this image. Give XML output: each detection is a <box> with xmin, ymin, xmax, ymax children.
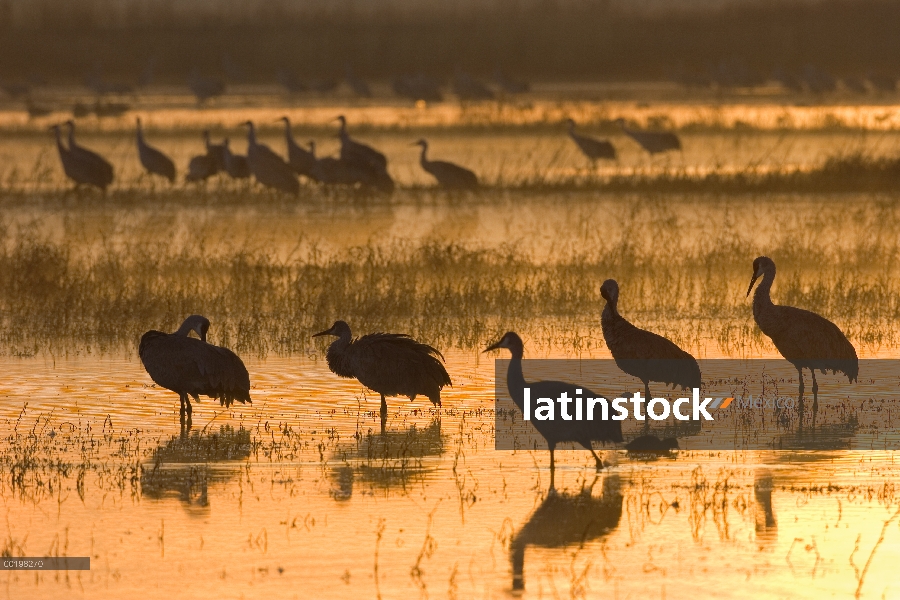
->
<box><xmin>1</xmin><ymin>193</ymin><xmax>899</xmax><ymax>358</ymax></box>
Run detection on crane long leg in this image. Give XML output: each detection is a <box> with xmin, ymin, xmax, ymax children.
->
<box><xmin>179</xmin><ymin>393</ymin><xmax>186</xmax><ymax>425</ymax></box>
<box><xmin>549</xmin><ymin>445</ymin><xmax>556</xmax><ymax>493</ymax></box>
<box><xmin>811</xmin><ymin>370</ymin><xmax>819</xmax><ymax>426</ymax></box>
<box><xmin>797</xmin><ymin>368</ymin><xmax>805</xmax><ymax>429</ymax></box>
<box><xmin>380</xmin><ymin>394</ymin><xmax>387</xmax><ymax>433</ymax></box>
<box><xmin>588</xmin><ymin>446</ymin><xmax>605</xmax><ymax>471</ymax></box>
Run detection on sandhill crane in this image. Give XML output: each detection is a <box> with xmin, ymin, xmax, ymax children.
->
<box><xmin>566</xmin><ymin>119</ymin><xmax>616</xmax><ymax>162</ymax></box>
<box><xmin>484</xmin><ymin>332</ymin><xmax>623</xmax><ymax>491</ymax></box>
<box><xmin>65</xmin><ymin>120</ymin><xmax>114</xmax><ymax>189</ymax></box>
<box><xmin>392</xmin><ymin>74</ymin><xmax>443</xmax><ymax>103</ymax></box>
<box><xmin>494</xmin><ymin>69</ymin><xmax>529</xmax><ymax>94</ymax></box>
<box><xmin>307</xmin><ymin>141</ymin><xmax>368</xmax><ymax>185</ymax></box>
<box><xmin>222</xmin><ymin>139</ymin><xmax>251</xmax><ymax>180</ymax></box>
<box><xmin>187</xmin><ymin>69</ymin><xmax>226</xmax><ymax>104</ymax></box>
<box><xmin>614</xmin><ymin>118</ymin><xmax>681</xmax><ymax>155</ymax></box>
<box><xmin>241</xmin><ymin>121</ymin><xmax>300</xmax><ymax>195</ymax></box>
<box><xmin>511</xmin><ymin>475</ymin><xmax>621</xmax><ymax>590</ymax></box>
<box><xmin>335</xmin><ymin>115</ymin><xmax>387</xmax><ymax>170</ymax></box>
<box><xmin>313</xmin><ymin>321</ymin><xmax>451</xmax><ymax>432</ymax></box>
<box><xmin>136</xmin><ymin>118</ymin><xmax>176</xmax><ymax>183</ymax></box>
<box><xmin>451</xmin><ymin>72</ymin><xmax>494</xmax><ymax>101</ymax></box>
<box><xmin>51</xmin><ymin>124</ymin><xmax>110</xmax><ymax>190</ymax></box>
<box><xmin>600</xmin><ymin>279</ymin><xmax>701</xmax><ymax>418</ymax></box>
<box><xmin>414</xmin><ymin>139</ymin><xmax>478</xmax><ymax>189</ymax></box>
<box><xmin>335</xmin><ymin>116</ymin><xmax>393</xmax><ymax>191</ymax></box>
<box><xmin>185</xmin><ymin>135</ymin><xmax>216</xmax><ymax>183</ymax></box>
<box><xmin>140</xmin><ymin>315</ymin><xmax>251</xmax><ymax>427</ymax></box>
<box><xmin>203</xmin><ymin>131</ymin><xmax>227</xmax><ymax>173</ymax></box>
<box><xmin>746</xmin><ymin>256</ymin><xmax>858</xmax><ymax>424</ymax></box>
<box><xmin>278</xmin><ymin>117</ymin><xmax>317</xmax><ymax>178</ymax></box>
<box><xmin>345</xmin><ymin>65</ymin><xmax>372</xmax><ymax>98</ymax></box>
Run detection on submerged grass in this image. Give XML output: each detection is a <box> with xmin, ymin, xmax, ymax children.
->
<box><xmin>1</xmin><ymin>192</ymin><xmax>900</xmax><ymax>357</ymax></box>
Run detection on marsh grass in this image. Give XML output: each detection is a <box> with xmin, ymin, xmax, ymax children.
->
<box><xmin>2</xmin><ymin>192</ymin><xmax>900</xmax><ymax>357</ymax></box>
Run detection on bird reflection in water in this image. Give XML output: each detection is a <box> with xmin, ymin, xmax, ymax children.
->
<box><xmin>141</xmin><ymin>425</ymin><xmax>251</xmax><ymax>511</ymax></box>
<box><xmin>754</xmin><ymin>469</ymin><xmax>777</xmax><ymax>546</ymax></box>
<box><xmin>329</xmin><ymin>418</ymin><xmax>443</xmax><ymax>500</ymax></box>
<box><xmin>510</xmin><ymin>474</ymin><xmax>623</xmax><ymax>591</ymax></box>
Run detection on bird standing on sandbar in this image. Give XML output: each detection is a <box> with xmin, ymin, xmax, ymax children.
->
<box><xmin>140</xmin><ymin>315</ymin><xmax>252</xmax><ymax>427</ymax></box>
<box><xmin>484</xmin><ymin>332</ymin><xmax>623</xmax><ymax>491</ymax></box>
<box><xmin>136</xmin><ymin>117</ymin><xmax>176</xmax><ymax>183</ymax></box>
<box><xmin>614</xmin><ymin>118</ymin><xmax>681</xmax><ymax>155</ymax></box>
<box><xmin>313</xmin><ymin>321</ymin><xmax>451</xmax><ymax>431</ymax></box>
<box><xmin>600</xmin><ymin>279</ymin><xmax>701</xmax><ymax>420</ymax></box>
<box><xmin>747</xmin><ymin>256</ymin><xmax>858</xmax><ymax>424</ymax></box>
<box><xmin>566</xmin><ymin>119</ymin><xmax>616</xmax><ymax>163</ymax></box>
<box><xmin>414</xmin><ymin>139</ymin><xmax>479</xmax><ymax>190</ymax></box>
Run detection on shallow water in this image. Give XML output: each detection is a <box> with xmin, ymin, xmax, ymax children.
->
<box><xmin>3</xmin><ymin>353</ymin><xmax>900</xmax><ymax>599</ymax></box>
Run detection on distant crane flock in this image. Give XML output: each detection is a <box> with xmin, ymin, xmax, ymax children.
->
<box><xmin>141</xmin><ymin>256</ymin><xmax>857</xmax><ymax>492</ymax></box>
<box><xmin>49</xmin><ymin>115</ymin><xmax>682</xmax><ymax>192</ymax></box>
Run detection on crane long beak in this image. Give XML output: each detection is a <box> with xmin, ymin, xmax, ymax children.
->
<box><xmin>746</xmin><ymin>274</ymin><xmax>760</xmax><ymax>297</ymax></box>
<box><xmin>483</xmin><ymin>341</ymin><xmax>502</xmax><ymax>353</ymax></box>
<box><xmin>312</xmin><ymin>328</ymin><xmax>334</xmax><ymax>338</ymax></box>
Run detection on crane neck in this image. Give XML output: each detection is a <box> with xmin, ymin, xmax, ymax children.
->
<box><xmin>246</xmin><ymin>124</ymin><xmax>257</xmax><ymax>146</ymax></box>
<box><xmin>602</xmin><ymin>298</ymin><xmax>620</xmax><ymax>319</ymax></box>
<box><xmin>752</xmin><ymin>270</ymin><xmax>776</xmax><ymax>315</ymax></box>
<box><xmin>53</xmin><ymin>127</ymin><xmax>66</xmax><ymax>153</ymax></box>
<box><xmin>419</xmin><ymin>144</ymin><xmax>428</xmax><ymax>165</ymax></box>
<box><xmin>502</xmin><ymin>344</ymin><xmax>528</xmax><ymax>411</ymax></box>
<box><xmin>283</xmin><ymin>121</ymin><xmax>294</xmax><ymax>144</ymax></box>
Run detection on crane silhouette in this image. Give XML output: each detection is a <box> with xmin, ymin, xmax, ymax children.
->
<box><xmin>278</xmin><ymin>117</ymin><xmax>317</xmax><ymax>179</ymax></box>
<box><xmin>614</xmin><ymin>118</ymin><xmax>681</xmax><ymax>155</ymax></box>
<box><xmin>335</xmin><ymin>115</ymin><xmax>394</xmax><ymax>191</ymax></box>
<box><xmin>136</xmin><ymin>117</ymin><xmax>175</xmax><ymax>183</ymax></box>
<box><xmin>566</xmin><ymin>119</ymin><xmax>616</xmax><ymax>162</ymax></box>
<box><xmin>313</xmin><ymin>320</ymin><xmax>451</xmax><ymax>432</ymax></box>
<box><xmin>747</xmin><ymin>256</ymin><xmax>858</xmax><ymax>424</ymax></box>
<box><xmin>140</xmin><ymin>315</ymin><xmax>251</xmax><ymax>427</ymax></box>
<box><xmin>203</xmin><ymin>131</ymin><xmax>227</xmax><ymax>173</ymax></box>
<box><xmin>242</xmin><ymin>121</ymin><xmax>300</xmax><ymax>195</ymax></box>
<box><xmin>484</xmin><ymin>332</ymin><xmax>623</xmax><ymax>491</ymax></box>
<box><xmin>307</xmin><ymin>141</ymin><xmax>369</xmax><ymax>185</ymax></box>
<box><xmin>600</xmin><ymin>279</ymin><xmax>701</xmax><ymax>426</ymax></box>
<box><xmin>413</xmin><ymin>139</ymin><xmax>478</xmax><ymax>189</ymax></box>
<box><xmin>64</xmin><ymin>120</ymin><xmax>114</xmax><ymax>190</ymax></box>
<box><xmin>51</xmin><ymin>124</ymin><xmax>110</xmax><ymax>190</ymax></box>
<box><xmin>222</xmin><ymin>139</ymin><xmax>251</xmax><ymax>180</ymax></box>
<box><xmin>185</xmin><ymin>132</ymin><xmax>217</xmax><ymax>183</ymax></box>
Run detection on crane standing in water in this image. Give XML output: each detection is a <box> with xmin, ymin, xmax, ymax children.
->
<box><xmin>335</xmin><ymin>115</ymin><xmax>394</xmax><ymax>191</ymax></box>
<box><xmin>278</xmin><ymin>116</ymin><xmax>317</xmax><ymax>179</ymax></box>
<box><xmin>614</xmin><ymin>118</ymin><xmax>681</xmax><ymax>155</ymax></box>
<box><xmin>51</xmin><ymin>124</ymin><xmax>110</xmax><ymax>190</ymax></box>
<box><xmin>600</xmin><ymin>279</ymin><xmax>701</xmax><ymax>414</ymax></box>
<box><xmin>222</xmin><ymin>139</ymin><xmax>251</xmax><ymax>180</ymax></box>
<box><xmin>135</xmin><ymin>117</ymin><xmax>176</xmax><ymax>183</ymax></box>
<box><xmin>747</xmin><ymin>256</ymin><xmax>858</xmax><ymax>424</ymax></box>
<box><xmin>139</xmin><ymin>315</ymin><xmax>252</xmax><ymax>427</ymax></box>
<box><xmin>65</xmin><ymin>120</ymin><xmax>114</xmax><ymax>190</ymax></box>
<box><xmin>484</xmin><ymin>332</ymin><xmax>623</xmax><ymax>491</ymax></box>
<box><xmin>565</xmin><ymin>119</ymin><xmax>616</xmax><ymax>162</ymax></box>
<box><xmin>313</xmin><ymin>321</ymin><xmax>451</xmax><ymax>432</ymax></box>
<box><xmin>242</xmin><ymin>121</ymin><xmax>300</xmax><ymax>195</ymax></box>
<box><xmin>413</xmin><ymin>139</ymin><xmax>479</xmax><ymax>190</ymax></box>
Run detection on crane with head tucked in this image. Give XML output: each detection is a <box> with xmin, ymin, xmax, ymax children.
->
<box><xmin>139</xmin><ymin>315</ymin><xmax>252</xmax><ymax>427</ymax></box>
